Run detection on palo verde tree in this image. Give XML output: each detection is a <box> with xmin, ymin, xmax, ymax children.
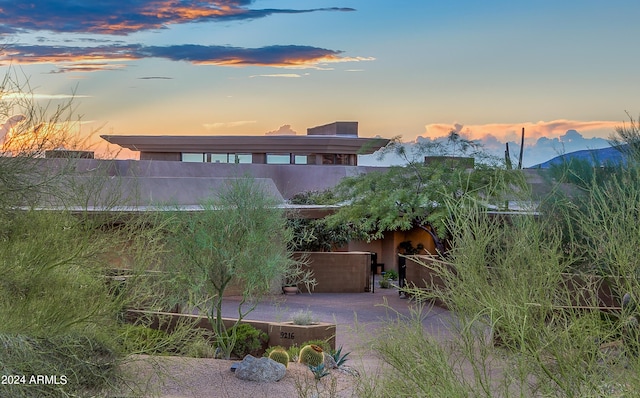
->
<box><xmin>165</xmin><ymin>177</ymin><xmax>314</xmax><ymax>359</ymax></box>
<box><xmin>323</xmin><ymin>131</ymin><xmax>521</xmax><ymax>254</ymax></box>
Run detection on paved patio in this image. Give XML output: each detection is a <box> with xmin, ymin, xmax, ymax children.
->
<box><xmin>218</xmin><ymin>275</ymin><xmax>456</xmax><ymax>357</ymax></box>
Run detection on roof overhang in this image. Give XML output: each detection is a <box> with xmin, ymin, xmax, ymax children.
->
<box><xmin>100</xmin><ymin>135</ymin><xmax>390</xmax><ymax>155</ymax></box>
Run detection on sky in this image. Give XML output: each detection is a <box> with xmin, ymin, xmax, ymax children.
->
<box><xmin>1</xmin><ymin>0</ymin><xmax>640</xmax><ymax>166</ymax></box>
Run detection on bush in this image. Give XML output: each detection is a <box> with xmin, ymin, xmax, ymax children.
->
<box><xmin>291</xmin><ymin>309</ymin><xmax>317</xmax><ymax>325</ymax></box>
<box><xmin>118</xmin><ymin>324</ymin><xmax>170</xmax><ymax>355</ymax></box>
<box><xmin>229</xmin><ymin>323</ymin><xmax>268</xmax><ymax>358</ymax></box>
<box><xmin>0</xmin><ymin>333</ymin><xmax>118</xmax><ymax>397</ymax></box>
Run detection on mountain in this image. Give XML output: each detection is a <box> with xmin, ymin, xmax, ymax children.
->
<box><xmin>530</xmin><ymin>145</ymin><xmax>627</xmax><ymax>168</ymax></box>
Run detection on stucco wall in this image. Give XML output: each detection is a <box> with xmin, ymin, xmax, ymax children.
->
<box><xmin>58</xmin><ymin>158</ymin><xmax>388</xmax><ymax>199</ymax></box>
<box><xmin>295</xmin><ymin>251</ymin><xmax>371</xmax><ymax>293</ymax></box>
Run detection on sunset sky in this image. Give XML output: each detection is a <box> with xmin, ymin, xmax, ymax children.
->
<box><xmin>1</xmin><ymin>0</ymin><xmax>639</xmax><ymax>165</ymax></box>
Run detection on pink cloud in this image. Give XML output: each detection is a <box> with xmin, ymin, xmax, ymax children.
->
<box><xmin>265</xmin><ymin>124</ymin><xmax>297</xmax><ymax>136</ymax></box>
<box><xmin>421</xmin><ymin>120</ymin><xmax>620</xmax><ymax>146</ymax></box>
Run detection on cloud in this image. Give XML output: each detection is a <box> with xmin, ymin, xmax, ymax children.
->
<box><xmin>250</xmin><ymin>73</ymin><xmax>303</xmax><ymax>78</ymax></box>
<box><xmin>1</xmin><ymin>92</ymin><xmax>90</xmax><ymax>100</ymax></box>
<box><xmin>1</xmin><ymin>43</ymin><xmax>365</xmax><ymax>71</ymax></box>
<box><xmin>138</xmin><ymin>76</ymin><xmax>173</xmax><ymax>80</ymax></box>
<box><xmin>0</xmin><ymin>115</ymin><xmax>26</xmax><ymax>141</ymax></box>
<box><xmin>0</xmin><ymin>1</ymin><xmax>355</xmax><ymax>35</ymax></box>
<box><xmin>361</xmin><ymin>120</ymin><xmax>621</xmax><ymax>168</ymax></box>
<box><xmin>413</xmin><ymin>121</ymin><xmax>615</xmax><ymax>167</ymax></box>
<box><xmin>203</xmin><ymin>120</ymin><xmax>256</xmax><ymax>130</ymax></box>
<box><xmin>265</xmin><ymin>124</ymin><xmax>297</xmax><ymax>136</ymax></box>
<box><xmin>421</xmin><ymin>119</ymin><xmax>620</xmax><ymax>145</ymax></box>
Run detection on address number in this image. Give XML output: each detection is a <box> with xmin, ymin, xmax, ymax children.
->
<box><xmin>280</xmin><ymin>331</ymin><xmax>295</xmax><ymax>339</ymax></box>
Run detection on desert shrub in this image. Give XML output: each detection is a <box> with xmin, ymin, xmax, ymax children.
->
<box><xmin>286</xmin><ymin>345</ymin><xmax>301</xmax><ymax>362</ymax></box>
<box><xmin>182</xmin><ymin>338</ymin><xmax>217</xmax><ymax>358</ymax></box>
<box><xmin>228</xmin><ymin>323</ymin><xmax>268</xmax><ymax>358</ymax></box>
<box><xmin>117</xmin><ymin>324</ymin><xmax>171</xmax><ymax>355</ymax></box>
<box><xmin>382</xmin><ymin>269</ymin><xmax>398</xmax><ymax>280</ymax></box>
<box><xmin>291</xmin><ymin>309</ymin><xmax>317</xmax><ymax>325</ymax></box>
<box><xmin>357</xmin><ymin>310</ymin><xmax>468</xmax><ymax>398</ymax></box>
<box><xmin>361</xmin><ymin>180</ymin><xmax>640</xmax><ymax>396</ymax></box>
<box><xmin>0</xmin><ymin>333</ymin><xmax>118</xmax><ymax>397</ymax></box>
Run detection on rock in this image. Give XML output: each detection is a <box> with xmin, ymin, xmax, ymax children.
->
<box><xmin>234</xmin><ymin>355</ymin><xmax>286</xmax><ymax>382</ymax></box>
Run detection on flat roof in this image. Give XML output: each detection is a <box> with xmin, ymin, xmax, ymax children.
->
<box><xmin>100</xmin><ymin>135</ymin><xmax>390</xmax><ymax>155</ymax></box>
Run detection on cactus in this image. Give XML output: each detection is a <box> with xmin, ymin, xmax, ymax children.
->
<box><xmin>268</xmin><ymin>348</ymin><xmax>290</xmax><ymax>368</ymax></box>
<box><xmin>298</xmin><ymin>344</ymin><xmax>324</xmax><ymax>367</ymax></box>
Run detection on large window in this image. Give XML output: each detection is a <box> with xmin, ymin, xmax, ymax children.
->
<box><xmin>209</xmin><ymin>153</ymin><xmax>227</xmax><ymax>163</ymax></box>
<box><xmin>231</xmin><ymin>154</ymin><xmax>252</xmax><ymax>164</ymax></box>
<box><xmin>266</xmin><ymin>153</ymin><xmax>291</xmax><ymax>164</ymax></box>
<box><xmin>183</xmin><ymin>153</ymin><xmax>252</xmax><ymax>163</ymax></box>
<box><xmin>182</xmin><ymin>153</ymin><xmax>204</xmax><ymax>162</ymax></box>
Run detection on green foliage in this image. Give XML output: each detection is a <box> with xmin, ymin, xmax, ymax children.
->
<box><xmin>289</xmin><ymin>189</ymin><xmax>339</xmax><ymax>205</ymax></box>
<box><xmin>287</xmin><ymin>217</ymin><xmax>361</xmax><ymax>252</ymax></box>
<box><xmin>0</xmin><ymin>333</ymin><xmax>118</xmax><ymax>397</ymax></box>
<box><xmin>268</xmin><ymin>348</ymin><xmax>290</xmax><ymax>367</ymax></box>
<box><xmin>298</xmin><ymin>344</ymin><xmax>325</xmax><ymax>367</ymax></box>
<box><xmin>329</xmin><ymin>346</ymin><xmax>350</xmax><ymax>367</ymax></box>
<box><xmin>359</xmin><ymin>309</ymin><xmax>468</xmax><ymax>398</ymax></box>
<box><xmin>361</xmin><ymin>127</ymin><xmax>640</xmax><ymax>397</ymax></box>
<box><xmin>286</xmin><ymin>345</ymin><xmax>300</xmax><ymax>362</ymax></box>
<box><xmin>164</xmin><ymin>177</ymin><xmax>310</xmax><ymax>359</ymax></box>
<box><xmin>118</xmin><ymin>324</ymin><xmax>171</xmax><ymax>355</ymax></box>
<box><xmin>228</xmin><ymin>323</ymin><xmax>268</xmax><ymax>358</ymax></box>
<box><xmin>0</xmin><ymin>70</ymin><xmax>170</xmax><ymax>396</ymax></box>
<box><xmin>182</xmin><ymin>338</ymin><xmax>218</xmax><ymax>359</ymax></box>
<box><xmin>324</xmin><ymin>159</ymin><xmax>520</xmax><ymax>253</ymax></box>
<box><xmin>308</xmin><ymin>363</ymin><xmax>331</xmax><ymax>380</ymax></box>
<box><xmin>382</xmin><ymin>270</ymin><xmax>398</xmax><ymax>281</ymax></box>
<box><xmin>0</xmin><ymin>211</ymin><xmax>123</xmax><ymax>337</ymax></box>
<box><xmin>570</xmin><ymin>164</ymin><xmax>640</xmax><ymax>290</ymax></box>
<box><xmin>379</xmin><ymin>270</ymin><xmax>399</xmax><ymax>288</ymax></box>
<box><xmin>609</xmin><ymin>111</ymin><xmax>640</xmax><ymax>161</ymax></box>
<box><xmin>548</xmin><ymin>157</ymin><xmax>623</xmax><ymax>190</ymax></box>
<box><xmin>378</xmin><ymin>130</ymin><xmax>495</xmax><ymax>164</ymax></box>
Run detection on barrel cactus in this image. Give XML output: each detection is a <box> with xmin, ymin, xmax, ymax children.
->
<box><xmin>268</xmin><ymin>348</ymin><xmax>290</xmax><ymax>368</ymax></box>
<box><xmin>298</xmin><ymin>344</ymin><xmax>324</xmax><ymax>367</ymax></box>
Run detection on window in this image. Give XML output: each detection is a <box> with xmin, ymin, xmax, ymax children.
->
<box><xmin>267</xmin><ymin>154</ymin><xmax>291</xmax><ymax>164</ymax></box>
<box><xmin>322</xmin><ymin>154</ymin><xmax>336</xmax><ymax>164</ymax></box>
<box><xmin>209</xmin><ymin>153</ymin><xmax>227</xmax><ymax>163</ymax></box>
<box><xmin>231</xmin><ymin>153</ymin><xmax>252</xmax><ymax>164</ymax></box>
<box><xmin>182</xmin><ymin>153</ymin><xmax>204</xmax><ymax>162</ymax></box>
<box><xmin>294</xmin><ymin>155</ymin><xmax>308</xmax><ymax>164</ymax></box>
<box><xmin>336</xmin><ymin>154</ymin><xmax>350</xmax><ymax>165</ymax></box>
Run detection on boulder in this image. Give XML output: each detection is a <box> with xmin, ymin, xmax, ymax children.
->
<box><xmin>234</xmin><ymin>355</ymin><xmax>286</xmax><ymax>382</ymax></box>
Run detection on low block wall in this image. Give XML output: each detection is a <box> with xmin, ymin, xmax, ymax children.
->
<box><xmin>404</xmin><ymin>255</ymin><xmax>620</xmax><ymax>311</ymax></box>
<box><xmin>126</xmin><ymin>310</ymin><xmax>336</xmax><ymax>352</ymax></box>
<box><xmin>295</xmin><ymin>251</ymin><xmax>371</xmax><ymax>293</ymax></box>
<box><xmin>405</xmin><ymin>255</ymin><xmax>450</xmax><ymax>291</ymax></box>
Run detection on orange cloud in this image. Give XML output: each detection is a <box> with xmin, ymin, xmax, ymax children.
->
<box><xmin>421</xmin><ymin>120</ymin><xmax>620</xmax><ymax>145</ymax></box>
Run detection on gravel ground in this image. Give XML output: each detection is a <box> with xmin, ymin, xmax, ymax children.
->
<box><xmin>122</xmin><ymin>276</ymin><xmax>454</xmax><ymax>397</ymax></box>
<box><xmin>123</xmin><ymin>354</ymin><xmax>374</xmax><ymax>397</ymax></box>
